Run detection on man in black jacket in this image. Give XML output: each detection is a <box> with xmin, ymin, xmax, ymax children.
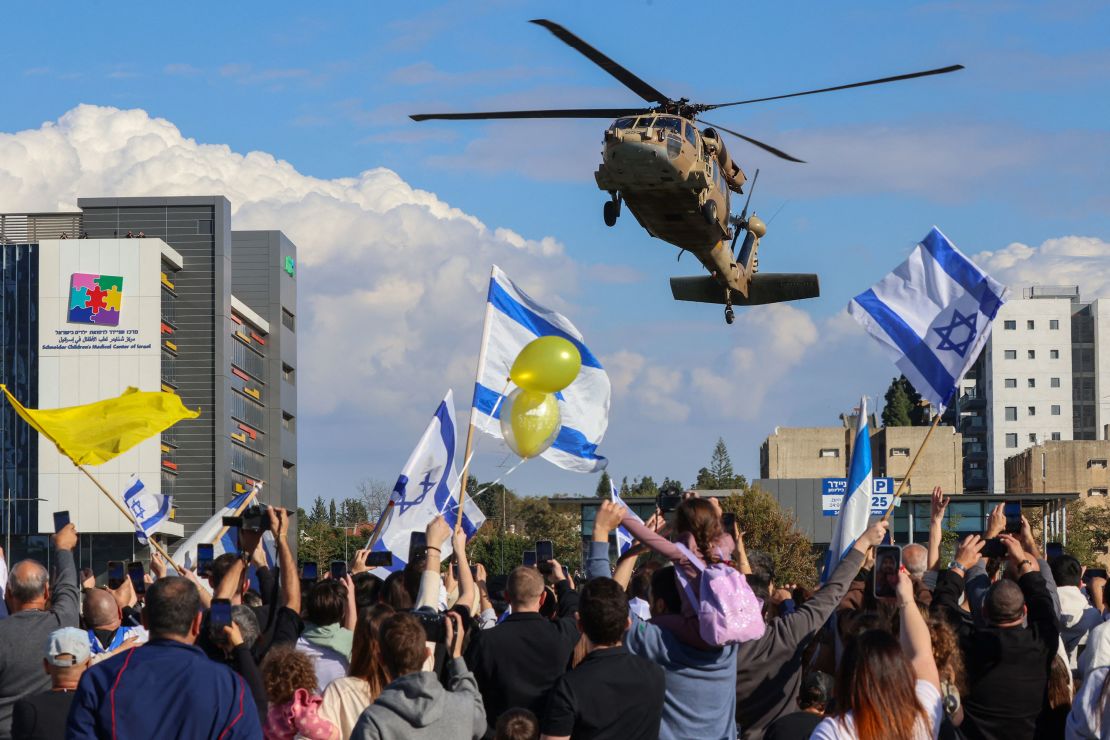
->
<box><xmin>931</xmin><ymin>532</ymin><xmax>1058</xmax><ymax>740</ymax></box>
<box><xmin>465</xmin><ymin>563</ymin><xmax>579</xmax><ymax>739</ymax></box>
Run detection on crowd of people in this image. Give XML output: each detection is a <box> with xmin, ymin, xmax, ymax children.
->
<box><xmin>1</xmin><ymin>488</ymin><xmax>1110</xmax><ymax>739</ymax></box>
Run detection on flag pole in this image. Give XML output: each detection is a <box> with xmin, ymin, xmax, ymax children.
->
<box><xmin>74</xmin><ymin>462</ymin><xmax>185</xmax><ymax>573</ymax></box>
<box><xmin>880</xmin><ymin>406</ymin><xmax>946</xmax><ymax>522</ymax></box>
<box><xmin>210</xmin><ymin>483</ymin><xmax>263</xmax><ymax>548</ymax></box>
<box><xmin>455</xmin><ymin>266</ymin><xmax>497</xmax><ymax>534</ymax></box>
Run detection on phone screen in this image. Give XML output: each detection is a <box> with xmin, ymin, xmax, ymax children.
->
<box><xmin>196</xmin><ymin>543</ymin><xmax>214</xmax><ymax>576</ymax></box>
<box><xmin>409</xmin><ymin>531</ymin><xmax>428</xmax><ymax>562</ymax></box>
<box><xmin>522</xmin><ymin>550</ymin><xmax>537</xmax><ymax>567</ymax></box>
<box><xmin>127</xmin><ymin>562</ymin><xmax>146</xmax><ymax>594</ymax></box>
<box><xmin>366</xmin><ymin>551</ymin><xmax>393</xmax><ymax>568</ymax></box>
<box><xmin>107</xmin><ymin>561</ymin><xmax>125</xmax><ymax>589</ymax></box>
<box><xmin>300</xmin><ymin>562</ymin><xmax>319</xmax><ymax>581</ymax></box>
<box><xmin>535</xmin><ymin>540</ymin><xmax>554</xmax><ymax>563</ymax></box>
<box><xmin>873</xmin><ymin>545</ymin><xmax>901</xmax><ymax>599</ymax></box>
<box><xmin>330</xmin><ymin>560</ymin><xmax>348</xmax><ymax>580</ymax></box>
<box><xmin>721</xmin><ymin>512</ymin><xmax>736</xmax><ymax>531</ymax></box>
<box><xmin>210</xmin><ymin>599</ymin><xmax>232</xmax><ymax>629</ymax></box>
<box><xmin>982</xmin><ymin>537</ymin><xmax>1007</xmax><ymax>559</ymax></box>
<box><xmin>53</xmin><ymin>510</ymin><xmax>70</xmax><ymax>533</ymax></box>
<box><xmin>1046</xmin><ymin>542</ymin><xmax>1064</xmax><ymax>559</ymax></box>
<box><xmin>1086</xmin><ymin>568</ymin><xmax>1109</xmax><ymax>580</ymax></box>
<box><xmin>1003</xmin><ymin>501</ymin><xmax>1022</xmax><ymax>533</ymax></box>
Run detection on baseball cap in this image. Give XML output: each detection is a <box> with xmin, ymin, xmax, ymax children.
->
<box><xmin>46</xmin><ymin>627</ymin><xmax>91</xmax><ymax>666</ymax></box>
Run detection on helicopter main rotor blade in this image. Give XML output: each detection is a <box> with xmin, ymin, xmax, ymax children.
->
<box><xmin>411</xmin><ymin>107</ymin><xmax>647</xmax><ymax>121</ymax></box>
<box><xmin>702</xmin><ymin>64</ymin><xmax>965</xmax><ymax>111</ymax></box>
<box><xmin>697</xmin><ymin>119</ymin><xmax>805</xmax><ymax>163</ymax></box>
<box><xmin>530</xmin><ymin>19</ymin><xmax>671</xmax><ymax>105</ymax></box>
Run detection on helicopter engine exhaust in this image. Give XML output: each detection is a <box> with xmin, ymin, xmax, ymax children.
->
<box><xmin>700</xmin><ymin>129</ymin><xmax>745</xmax><ymax>192</ymax></box>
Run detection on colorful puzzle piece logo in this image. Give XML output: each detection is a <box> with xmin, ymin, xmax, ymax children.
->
<box><xmin>68</xmin><ymin>273</ymin><xmax>123</xmax><ymax>326</ymax></box>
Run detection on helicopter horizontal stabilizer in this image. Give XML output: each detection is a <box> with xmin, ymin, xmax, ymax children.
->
<box><xmin>669</xmin><ymin>273</ymin><xmax>820</xmax><ymax>306</ymax></box>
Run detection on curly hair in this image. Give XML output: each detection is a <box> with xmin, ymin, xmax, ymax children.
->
<box><xmin>673</xmin><ymin>498</ymin><xmax>724</xmax><ymax>564</ymax></box>
<box><xmin>927</xmin><ymin>614</ymin><xmax>967</xmax><ymax>695</ymax></box>
<box><xmin>261</xmin><ymin>645</ymin><xmax>318</xmax><ymax>705</ymax></box>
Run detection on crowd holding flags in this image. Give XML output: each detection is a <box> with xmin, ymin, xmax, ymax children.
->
<box><xmin>171</xmin><ymin>482</ymin><xmax>272</xmax><ymax>572</ymax></box>
<box><xmin>822</xmin><ymin>398</ymin><xmax>873</xmax><ymax>581</ymax></box>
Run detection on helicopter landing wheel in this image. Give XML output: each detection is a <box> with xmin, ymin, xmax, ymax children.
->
<box><xmin>702</xmin><ymin>200</ymin><xmax>718</xmax><ymax>226</ymax></box>
<box><xmin>603</xmin><ymin>199</ymin><xmax>620</xmax><ymax>227</ymax></box>
<box><xmin>725</xmin><ymin>307</ymin><xmax>735</xmax><ymax>324</ymax></box>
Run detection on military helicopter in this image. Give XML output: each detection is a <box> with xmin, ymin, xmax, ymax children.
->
<box><xmin>411</xmin><ymin>20</ymin><xmax>963</xmax><ymax>324</ymax></box>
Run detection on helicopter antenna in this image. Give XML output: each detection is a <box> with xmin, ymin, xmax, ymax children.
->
<box><xmin>766</xmin><ymin>200</ymin><xmax>789</xmax><ymax>226</ymax></box>
<box><xmin>739</xmin><ymin>169</ymin><xmax>760</xmax><ymax>222</ymax></box>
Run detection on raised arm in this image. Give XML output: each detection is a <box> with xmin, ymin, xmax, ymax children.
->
<box><xmin>452</xmin><ymin>528</ymin><xmax>475</xmax><ymax>612</ymax></box>
<box><xmin>50</xmin><ymin>523</ymin><xmax>81</xmax><ymax>627</ymax></box>
<box><xmin>896</xmin><ymin>570</ymin><xmax>940</xmax><ymax>689</ymax></box>
<box><xmin>416</xmin><ymin>516</ymin><xmax>450</xmax><ymax>610</ymax></box>
<box><xmin>270</xmin><ymin>507</ymin><xmax>300</xmax><ymax>614</ymax></box>
<box><xmin>927</xmin><ymin>487</ymin><xmax>948</xmax><ymax>571</ymax></box>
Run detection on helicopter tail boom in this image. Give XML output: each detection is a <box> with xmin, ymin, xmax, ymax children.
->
<box><xmin>669</xmin><ymin>273</ymin><xmax>820</xmax><ymax>306</ymax></box>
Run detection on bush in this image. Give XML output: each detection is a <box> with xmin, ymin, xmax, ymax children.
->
<box><xmin>717</xmin><ymin>485</ymin><xmax>818</xmax><ymax>587</ymax></box>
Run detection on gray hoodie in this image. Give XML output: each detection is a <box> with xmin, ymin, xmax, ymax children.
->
<box><xmin>351</xmin><ymin>657</ymin><xmax>486</xmax><ymax>740</ymax></box>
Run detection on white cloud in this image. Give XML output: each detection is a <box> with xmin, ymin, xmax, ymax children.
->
<box><xmin>974</xmin><ymin>235</ymin><xmax>1110</xmax><ymax>298</ymax></box>
<box><xmin>0</xmin><ymin>105</ymin><xmax>579</xmax><ymax>429</ymax></box>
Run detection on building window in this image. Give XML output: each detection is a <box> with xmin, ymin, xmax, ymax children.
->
<box><xmin>1027</xmin><ymin>406</ymin><xmax>1036</xmax><ymax>416</ymax></box>
<box><xmin>1005</xmin><ymin>407</ymin><xmax>1017</xmax><ymax>421</ymax></box>
<box><xmin>1050</xmin><ymin>319</ymin><xmax>1060</xmax><ymax>330</ymax></box>
<box><xmin>1004</xmin><ymin>320</ymin><xmax>1016</xmax><ymax>330</ymax></box>
<box><xmin>1051</xmin><ymin>377</ymin><xmax>1061</xmax><ymax>388</ymax></box>
<box><xmin>282</xmin><ymin>412</ymin><xmax>295</xmax><ymax>432</ymax></box>
<box><xmin>281</xmin><ymin>308</ymin><xmax>295</xmax><ymax>331</ymax></box>
<box><xmin>282</xmin><ymin>460</ymin><xmax>296</xmax><ymax>477</ymax></box>
<box><xmin>1051</xmin><ymin>432</ymin><xmax>1062</xmax><ymax>441</ymax></box>
<box><xmin>197</xmin><ymin>219</ymin><xmax>213</xmax><ymax>234</ymax></box>
<box><xmin>1005</xmin><ymin>433</ymin><xmax>1018</xmax><ymax>448</ymax></box>
<box><xmin>1051</xmin><ymin>405</ymin><xmax>1061</xmax><ymax>415</ymax></box>
<box><xmin>819</xmin><ymin>449</ymin><xmax>839</xmax><ymax>458</ymax></box>
<box><xmin>890</xmin><ymin>448</ymin><xmax>910</xmax><ymax>457</ymax></box>
<box><xmin>1028</xmin><ymin>350</ymin><xmax>1036</xmax><ymax>359</ymax></box>
<box><xmin>1026</xmin><ymin>320</ymin><xmax>1035</xmax><ymax>330</ymax></box>
<box><xmin>1004</xmin><ymin>378</ymin><xmax>1017</xmax><ymax>388</ymax></box>
<box><xmin>1004</xmin><ymin>350</ymin><xmax>1017</xmax><ymax>360</ymax></box>
<box><xmin>1028</xmin><ymin>433</ymin><xmax>1037</xmax><ymax>443</ymax></box>
<box><xmin>1091</xmin><ymin>489</ymin><xmax>1109</xmax><ymax>497</ymax></box>
<box><xmin>1090</xmin><ymin>459</ymin><xmax>1109</xmax><ymax>469</ymax></box>
<box><xmin>1050</xmin><ymin>349</ymin><xmax>1060</xmax><ymax>359</ymax></box>
<box><xmin>1028</xmin><ymin>378</ymin><xmax>1035</xmax><ymax>388</ymax></box>
<box><xmin>282</xmin><ymin>363</ymin><xmax>295</xmax><ymax>384</ymax></box>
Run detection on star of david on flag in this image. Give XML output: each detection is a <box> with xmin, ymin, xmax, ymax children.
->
<box><xmin>610</xmin><ymin>478</ymin><xmax>642</xmax><ymax>557</ymax></box>
<box><xmin>848</xmin><ymin>227</ymin><xmax>1009</xmax><ymax>413</ymax></box>
<box><xmin>121</xmin><ymin>474</ymin><xmax>171</xmax><ymax>546</ymax></box>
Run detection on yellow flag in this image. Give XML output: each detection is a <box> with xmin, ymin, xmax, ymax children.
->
<box><xmin>0</xmin><ymin>385</ymin><xmax>200</xmax><ymax>466</ymax></box>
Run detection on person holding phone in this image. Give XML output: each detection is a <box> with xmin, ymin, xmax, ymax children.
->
<box><xmin>82</xmin><ymin>586</ymin><xmax>148</xmax><ymax>664</ymax></box>
<box><xmin>1049</xmin><ymin>555</ymin><xmax>1101</xmax><ymax>669</ymax></box>
<box><xmin>0</xmin><ymin>520</ymin><xmax>80</xmax><ymax>738</ymax></box>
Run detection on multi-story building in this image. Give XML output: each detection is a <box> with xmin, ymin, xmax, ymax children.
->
<box><xmin>1005</xmin><ymin>440</ymin><xmax>1110</xmax><ymax>498</ymax></box>
<box><xmin>0</xmin><ymin>197</ymin><xmax>297</xmax><ymax>568</ymax></box>
<box><xmin>981</xmin><ymin>286</ymin><xmax>1110</xmax><ymax>492</ymax></box>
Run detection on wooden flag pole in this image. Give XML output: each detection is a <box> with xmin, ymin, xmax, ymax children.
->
<box><xmin>455</xmin><ymin>267</ymin><xmax>497</xmax><ymax>534</ymax></box>
<box><xmin>210</xmin><ymin>484</ymin><xmax>263</xmax><ymax>548</ymax></box>
<box><xmin>75</xmin><ymin>463</ymin><xmax>186</xmax><ymax>573</ymax></box>
<box><xmin>880</xmin><ymin>410</ymin><xmax>945</xmax><ymax>522</ymax></box>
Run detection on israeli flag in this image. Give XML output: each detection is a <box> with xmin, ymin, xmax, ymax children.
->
<box><xmin>369</xmin><ymin>390</ymin><xmax>487</xmax><ymax>578</ymax></box>
<box><xmin>122</xmin><ymin>475</ymin><xmax>171</xmax><ymax>546</ymax></box>
<box><xmin>823</xmin><ymin>397</ymin><xmax>873</xmax><ymax>582</ymax></box>
<box><xmin>471</xmin><ymin>266</ymin><xmax>610</xmax><ymax>473</ymax></box>
<box><xmin>610</xmin><ymin>479</ymin><xmax>642</xmax><ymax>557</ymax></box>
<box><xmin>849</xmin><ymin>227</ymin><xmax>1009</xmax><ymax>413</ymax></box>
<box><xmin>171</xmin><ymin>482</ymin><xmax>268</xmax><ymax>571</ymax></box>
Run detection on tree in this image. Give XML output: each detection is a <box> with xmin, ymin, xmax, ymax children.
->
<box><xmin>307</xmin><ymin>496</ymin><xmax>329</xmax><ymax>526</ymax></box>
<box><xmin>1063</xmin><ymin>499</ymin><xmax>1110</xmax><ymax>566</ymax></box>
<box><xmin>660</xmin><ymin>477</ymin><xmax>684</xmax><ymax>493</ymax></box>
<box><xmin>340</xmin><ymin>498</ymin><xmax>369</xmax><ymax>526</ymax></box>
<box><xmin>595</xmin><ymin>471</ymin><xmax>612</xmax><ymax>498</ymax></box>
<box><xmin>717</xmin><ymin>485</ymin><xmax>818</xmax><ymax>586</ymax></box>
<box><xmin>696</xmin><ymin>439</ymin><xmax>747</xmax><ymax>490</ymax></box>
<box><xmin>628</xmin><ymin>476</ymin><xmax>658</xmax><ymax>498</ymax></box>
<box><xmin>328</xmin><ymin>499</ymin><xmax>338</xmax><ymax>527</ymax></box>
<box><xmin>882</xmin><ymin>376</ymin><xmax>913</xmax><ymax>427</ymax></box>
<box><xmin>619</xmin><ymin>477</ymin><xmax>631</xmax><ymax>497</ymax></box>
<box><xmin>356</xmin><ymin>478</ymin><xmax>392</xmax><ymax>523</ymax></box>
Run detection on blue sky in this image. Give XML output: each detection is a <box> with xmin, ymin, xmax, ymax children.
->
<box><xmin>2</xmin><ymin>1</ymin><xmax>1108</xmax><ymax>505</ymax></box>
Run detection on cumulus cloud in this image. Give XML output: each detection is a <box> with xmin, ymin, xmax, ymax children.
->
<box><xmin>974</xmin><ymin>236</ymin><xmax>1110</xmax><ymax>297</ymax></box>
<box><xmin>0</xmin><ymin>105</ymin><xmax>578</xmax><ymax>430</ymax></box>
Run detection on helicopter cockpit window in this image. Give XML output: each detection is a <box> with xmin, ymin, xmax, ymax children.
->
<box><xmin>684</xmin><ymin>121</ymin><xmax>697</xmax><ymax>148</ymax></box>
<box><xmin>613</xmin><ymin>117</ymin><xmax>638</xmax><ymax>130</ymax></box>
<box><xmin>655</xmin><ymin>117</ymin><xmax>682</xmax><ymax>135</ymax></box>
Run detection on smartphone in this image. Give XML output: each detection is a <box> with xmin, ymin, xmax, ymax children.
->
<box><xmin>196</xmin><ymin>543</ymin><xmax>215</xmax><ymax>577</ymax></box>
<box><xmin>1046</xmin><ymin>542</ymin><xmax>1064</xmax><ymax>560</ymax></box>
<box><xmin>107</xmin><ymin>561</ymin><xmax>126</xmax><ymax>590</ymax></box>
<box><xmin>1086</xmin><ymin>568</ymin><xmax>1109</xmax><ymax>581</ymax></box>
<box><xmin>522</xmin><ymin>550</ymin><xmax>537</xmax><ymax>567</ymax></box>
<box><xmin>982</xmin><ymin>537</ymin><xmax>1007</xmax><ymax>559</ymax></box>
<box><xmin>721</xmin><ymin>512</ymin><xmax>736</xmax><ymax>532</ymax></box>
<box><xmin>873</xmin><ymin>545</ymin><xmax>901</xmax><ymax>599</ymax></box>
<box><xmin>210</xmin><ymin>598</ymin><xmax>232</xmax><ymax>629</ymax></box>
<box><xmin>657</xmin><ymin>493</ymin><xmax>682</xmax><ymax>514</ymax></box>
<box><xmin>409</xmin><ymin>531</ymin><xmax>428</xmax><ymax>562</ymax></box>
<box><xmin>300</xmin><ymin>562</ymin><xmax>319</xmax><ymax>581</ymax></box>
<box><xmin>127</xmin><ymin>561</ymin><xmax>146</xmax><ymax>595</ymax></box>
<box><xmin>53</xmin><ymin>510</ymin><xmax>70</xmax><ymax>533</ymax></box>
<box><xmin>415</xmin><ymin>610</ymin><xmax>446</xmax><ymax>642</ymax></box>
<box><xmin>535</xmin><ymin>540</ymin><xmax>554</xmax><ymax>564</ymax></box>
<box><xmin>330</xmin><ymin>560</ymin><xmax>348</xmax><ymax>580</ymax></box>
<box><xmin>1003</xmin><ymin>501</ymin><xmax>1022</xmax><ymax>534</ymax></box>
<box><xmin>366</xmin><ymin>551</ymin><xmax>393</xmax><ymax>568</ymax></box>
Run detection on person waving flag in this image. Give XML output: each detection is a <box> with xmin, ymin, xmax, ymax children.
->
<box><xmin>823</xmin><ymin>397</ymin><xmax>873</xmax><ymax>582</ymax></box>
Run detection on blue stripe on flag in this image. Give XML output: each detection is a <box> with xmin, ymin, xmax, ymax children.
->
<box><xmin>852</xmin><ymin>289</ymin><xmax>956</xmax><ymax>403</ymax></box>
<box><xmin>473</xmin><ymin>383</ymin><xmax>603</xmax><ymax>462</ymax></box>
<box><xmin>920</xmin><ymin>228</ymin><xmax>1005</xmax><ymax>320</ymax></box>
<box><xmin>488</xmin><ymin>280</ymin><xmax>603</xmax><ymax>369</ymax></box>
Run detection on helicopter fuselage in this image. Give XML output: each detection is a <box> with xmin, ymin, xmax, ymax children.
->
<box><xmin>594</xmin><ymin>114</ymin><xmax>755</xmax><ymax>295</ymax></box>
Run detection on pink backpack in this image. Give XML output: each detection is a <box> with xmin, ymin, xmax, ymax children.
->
<box><xmin>673</xmin><ymin>542</ymin><xmax>766</xmax><ymax>646</ymax></box>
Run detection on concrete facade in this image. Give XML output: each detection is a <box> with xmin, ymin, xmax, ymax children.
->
<box><xmin>1005</xmin><ymin>440</ymin><xmax>1110</xmax><ymax>497</ymax></box>
<box><xmin>760</xmin><ymin>427</ymin><xmax>853</xmax><ymax>479</ymax></box>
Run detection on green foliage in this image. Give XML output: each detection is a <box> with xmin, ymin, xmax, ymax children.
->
<box><xmin>307</xmin><ymin>496</ymin><xmax>329</xmax><ymax>526</ymax></box>
<box><xmin>328</xmin><ymin>499</ymin><xmax>338</xmax><ymax>527</ymax></box>
<box><xmin>717</xmin><ymin>485</ymin><xmax>818</xmax><ymax>587</ymax></box>
<box><xmin>340</xmin><ymin>498</ymin><xmax>370</xmax><ymax>525</ymax></box>
<box><xmin>467</xmin><ymin>532</ymin><xmax>534</xmax><ymax>576</ymax></box>
<box><xmin>1063</xmin><ymin>500</ymin><xmax>1110</xmax><ymax>566</ymax></box>
<box><xmin>882</xmin><ymin>375</ymin><xmax>930</xmax><ymax>427</ymax></box>
<box><xmin>696</xmin><ymin>438</ymin><xmax>747</xmax><ymax>490</ymax></box>
<box><xmin>628</xmin><ymin>476</ymin><xmax>658</xmax><ymax>497</ymax></box>
<box><xmin>298</xmin><ymin>520</ymin><xmax>343</xmax><ymax>568</ymax></box>
<box><xmin>938</xmin><ymin>514</ymin><xmax>963</xmax><ymax>565</ymax></box>
<box><xmin>595</xmin><ymin>471</ymin><xmax>612</xmax><ymax>499</ymax></box>
<box><xmin>465</xmin><ymin>486</ymin><xmax>582</xmax><ymax>575</ymax></box>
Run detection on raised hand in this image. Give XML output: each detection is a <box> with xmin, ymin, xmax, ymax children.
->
<box><xmin>426</xmin><ymin>515</ymin><xmax>451</xmax><ymax>548</ymax></box>
<box><xmin>955</xmin><ymin>534</ymin><xmax>985</xmax><ymax>570</ymax></box>
<box><xmin>593</xmin><ymin>501</ymin><xmax>627</xmax><ymax>539</ymax></box>
<box><xmin>351</xmin><ymin>549</ymin><xmax>371</xmax><ymax>575</ymax></box>
<box><xmin>852</xmin><ymin>519</ymin><xmax>890</xmax><ymax>554</ymax></box>
<box><xmin>985</xmin><ymin>504</ymin><xmax>1006</xmax><ymax>539</ymax></box>
<box><xmin>930</xmin><ymin>487</ymin><xmax>949</xmax><ymax>522</ymax></box>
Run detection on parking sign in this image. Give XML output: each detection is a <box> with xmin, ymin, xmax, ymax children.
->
<box><xmin>822</xmin><ymin>478</ymin><xmax>896</xmax><ymax>516</ymax></box>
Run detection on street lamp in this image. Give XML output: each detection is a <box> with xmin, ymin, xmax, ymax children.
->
<box><xmin>3</xmin><ymin>494</ymin><xmax>48</xmax><ymax>557</ymax></box>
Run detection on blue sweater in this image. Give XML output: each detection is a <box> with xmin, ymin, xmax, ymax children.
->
<box><xmin>66</xmin><ymin>639</ymin><xmax>262</xmax><ymax>739</ymax></box>
<box><xmin>586</xmin><ymin>541</ymin><xmax>738</xmax><ymax>740</ymax></box>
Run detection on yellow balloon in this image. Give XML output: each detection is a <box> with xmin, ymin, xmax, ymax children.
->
<box><xmin>499</xmin><ymin>389</ymin><xmax>561</xmax><ymax>459</ymax></box>
<box><xmin>509</xmin><ymin>336</ymin><xmax>582</xmax><ymax>393</ymax></box>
